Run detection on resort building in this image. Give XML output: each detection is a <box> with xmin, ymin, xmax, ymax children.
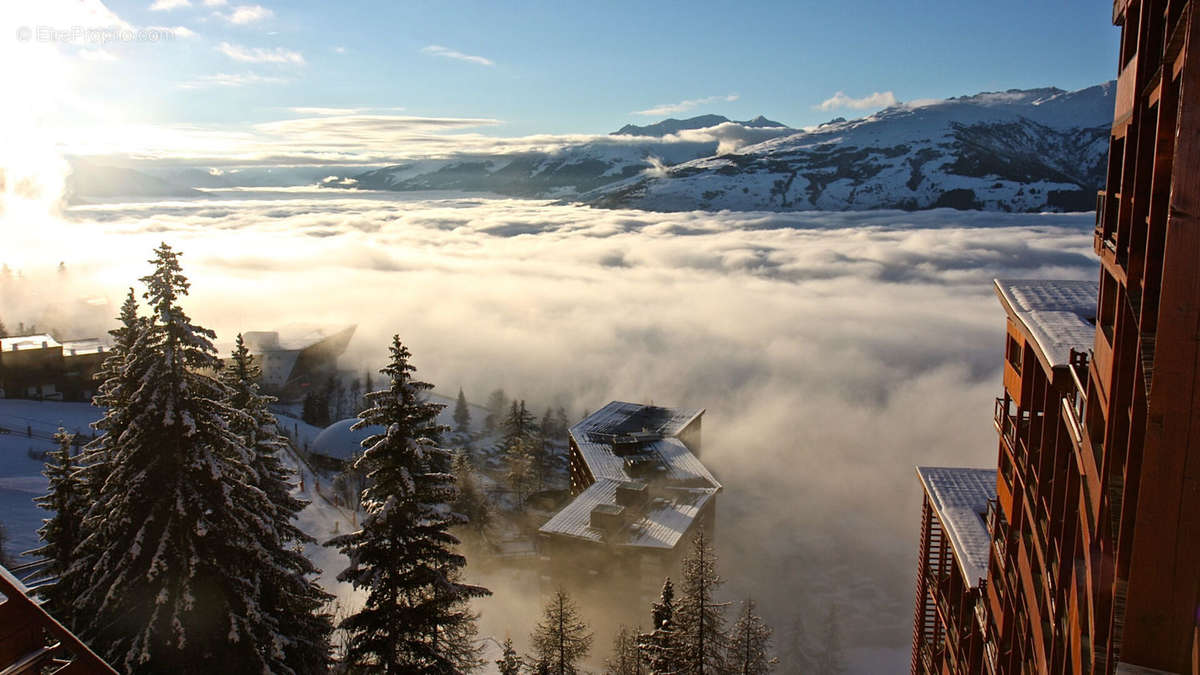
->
<box><xmin>240</xmin><ymin>325</ymin><xmax>355</xmax><ymax>400</ymax></box>
<box><xmin>538</xmin><ymin>401</ymin><xmax>720</xmax><ymax>599</ymax></box>
<box><xmin>910</xmin><ymin>1</ymin><xmax>1200</xmax><ymax>672</ymax></box>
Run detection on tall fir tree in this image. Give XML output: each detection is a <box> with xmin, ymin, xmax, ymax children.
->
<box><xmin>495</xmin><ymin>637</ymin><xmax>522</xmax><ymax>675</ymax></box>
<box><xmin>69</xmin><ymin>243</ymin><xmax>307</xmax><ymax>673</ymax></box>
<box><xmin>454</xmin><ymin>388</ymin><xmax>471</xmax><ymax>433</ymax></box>
<box><xmin>221</xmin><ymin>333</ymin><xmax>334</xmax><ymax>672</ymax></box>
<box><xmin>779</xmin><ymin>613</ymin><xmax>815</xmax><ymax>673</ymax></box>
<box><xmin>57</xmin><ymin>288</ymin><xmax>144</xmax><ymax>633</ymax></box>
<box><xmin>327</xmin><ymin>336</ymin><xmax>490</xmax><ymax>673</ymax></box>
<box><xmin>672</xmin><ymin>530</ymin><xmax>729</xmax><ymax>674</ymax></box>
<box><xmin>28</xmin><ymin>428</ymin><xmax>86</xmax><ymax>622</ymax></box>
<box><xmin>638</xmin><ymin>578</ymin><xmax>680</xmax><ymax>674</ymax></box>
<box><xmin>814</xmin><ymin>605</ymin><xmax>846</xmax><ymax>675</ymax></box>
<box><xmin>529</xmin><ymin>588</ymin><xmax>593</xmax><ymax>675</ymax></box>
<box><xmin>606</xmin><ymin>625</ymin><xmax>643</xmax><ymax>675</ymax></box>
<box><xmin>728</xmin><ymin>598</ymin><xmax>776</xmax><ymax>674</ymax></box>
<box><xmin>483</xmin><ymin>388</ymin><xmax>507</xmax><ymax>433</ymax></box>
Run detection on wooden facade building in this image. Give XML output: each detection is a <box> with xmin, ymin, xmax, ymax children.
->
<box><xmin>912</xmin><ymin>1</ymin><xmax>1200</xmax><ymax>672</ymax></box>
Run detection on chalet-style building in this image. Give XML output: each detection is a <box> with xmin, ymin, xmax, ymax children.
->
<box><xmin>240</xmin><ymin>325</ymin><xmax>355</xmax><ymax>400</ymax></box>
<box><xmin>0</xmin><ymin>563</ymin><xmax>116</xmax><ymax>673</ymax></box>
<box><xmin>538</xmin><ymin>401</ymin><xmax>720</xmax><ymax>599</ymax></box>
<box><xmin>911</xmin><ymin>1</ymin><xmax>1200</xmax><ymax>672</ymax></box>
<box><xmin>0</xmin><ymin>334</ymin><xmax>108</xmax><ymax>401</ymax></box>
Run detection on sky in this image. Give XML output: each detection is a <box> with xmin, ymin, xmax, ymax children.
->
<box><xmin>2</xmin><ymin>0</ymin><xmax>1119</xmax><ymax>167</ymax></box>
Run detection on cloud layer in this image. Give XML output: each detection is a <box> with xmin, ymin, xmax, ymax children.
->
<box><xmin>3</xmin><ymin>192</ymin><xmax>1099</xmax><ymax>666</ymax></box>
<box><xmin>633</xmin><ymin>94</ymin><xmax>740</xmax><ymax>117</ymax></box>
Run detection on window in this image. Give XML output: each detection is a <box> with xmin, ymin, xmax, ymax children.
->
<box><xmin>1006</xmin><ymin>335</ymin><xmax>1023</xmax><ymax>374</ymax></box>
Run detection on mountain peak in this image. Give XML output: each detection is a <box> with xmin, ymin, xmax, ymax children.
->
<box><xmin>613</xmin><ymin>114</ymin><xmax>789</xmax><ymax>137</ymax></box>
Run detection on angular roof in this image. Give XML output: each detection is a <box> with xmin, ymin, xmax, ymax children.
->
<box><xmin>916</xmin><ymin>466</ymin><xmax>997</xmax><ymax>587</ymax></box>
<box><xmin>540</xmin><ymin>401</ymin><xmax>718</xmax><ymax>549</ymax></box>
<box><xmin>0</xmin><ymin>334</ymin><xmax>60</xmax><ymax>351</ymax></box>
<box><xmin>994</xmin><ymin>279</ymin><xmax>1097</xmax><ymax>369</ymax></box>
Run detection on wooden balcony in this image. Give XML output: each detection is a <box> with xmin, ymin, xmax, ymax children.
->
<box><xmin>0</xmin><ymin>564</ymin><xmax>116</xmax><ymax>674</ymax></box>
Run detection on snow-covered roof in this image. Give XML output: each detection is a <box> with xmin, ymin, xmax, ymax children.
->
<box><xmin>538</xmin><ymin>478</ymin><xmax>718</xmax><ymax>549</ymax></box>
<box><xmin>311</xmin><ymin>418</ymin><xmax>387</xmax><ymax>460</ymax></box>
<box><xmin>60</xmin><ymin>338</ymin><xmax>107</xmax><ymax>356</ymax></box>
<box><xmin>0</xmin><ymin>334</ymin><xmax>60</xmax><ymax>352</ymax></box>
<box><xmin>915</xmin><ymin>466</ymin><xmax>996</xmax><ymax>588</ymax></box>
<box><xmin>541</xmin><ymin>401</ymin><xmax>718</xmax><ymax>550</ymax></box>
<box><xmin>994</xmin><ymin>279</ymin><xmax>1097</xmax><ymax>369</ymax></box>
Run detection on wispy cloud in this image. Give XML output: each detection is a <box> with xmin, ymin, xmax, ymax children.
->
<box><xmin>221</xmin><ymin>4</ymin><xmax>273</xmax><ymax>24</ymax></box>
<box><xmin>216</xmin><ymin>41</ymin><xmax>303</xmax><ymax>64</ymax></box>
<box><xmin>203</xmin><ymin>0</ymin><xmax>227</xmax><ymax>5</ymax></box>
<box><xmin>632</xmin><ymin>94</ymin><xmax>739</xmax><ymax>117</ymax></box>
<box><xmin>177</xmin><ymin>72</ymin><xmax>288</xmax><ymax>89</ymax></box>
<box><xmin>150</xmin><ymin>0</ymin><xmax>191</xmax><ymax>10</ymax></box>
<box><xmin>147</xmin><ymin>25</ymin><xmax>197</xmax><ymax>38</ymax></box>
<box><xmin>420</xmin><ymin>45</ymin><xmax>494</xmax><ymax>67</ymax></box>
<box><xmin>288</xmin><ymin>106</ymin><xmax>367</xmax><ymax>116</ymax></box>
<box><xmin>816</xmin><ymin>90</ymin><xmax>898</xmax><ymax>111</ymax></box>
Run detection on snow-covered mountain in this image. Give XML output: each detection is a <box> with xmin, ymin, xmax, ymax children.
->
<box><xmin>588</xmin><ymin>83</ymin><xmax>1115</xmax><ymax>213</ymax></box>
<box><xmin>350</xmin><ymin>83</ymin><xmax>1113</xmax><ymax>212</ymax></box>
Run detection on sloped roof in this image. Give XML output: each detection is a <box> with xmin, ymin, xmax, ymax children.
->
<box><xmin>916</xmin><ymin>466</ymin><xmax>996</xmax><ymax>587</ymax></box>
<box><xmin>994</xmin><ymin>279</ymin><xmax>1097</xmax><ymax>369</ymax></box>
<box><xmin>540</xmin><ymin>401</ymin><xmax>718</xmax><ymax>550</ymax></box>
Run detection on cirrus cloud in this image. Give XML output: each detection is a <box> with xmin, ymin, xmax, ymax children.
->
<box><xmin>633</xmin><ymin>94</ymin><xmax>740</xmax><ymax>117</ymax></box>
<box><xmin>420</xmin><ymin>44</ymin><xmax>494</xmax><ymax>67</ymax></box>
<box><xmin>216</xmin><ymin>41</ymin><xmax>303</xmax><ymax>64</ymax></box>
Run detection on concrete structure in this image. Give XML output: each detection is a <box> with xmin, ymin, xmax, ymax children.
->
<box><xmin>538</xmin><ymin>401</ymin><xmax>719</xmax><ymax>601</ymax></box>
<box><xmin>911</xmin><ymin>2</ymin><xmax>1200</xmax><ymax>672</ymax></box>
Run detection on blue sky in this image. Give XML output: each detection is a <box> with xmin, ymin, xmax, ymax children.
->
<box><xmin>4</xmin><ymin>0</ymin><xmax>1119</xmax><ymax>164</ymax></box>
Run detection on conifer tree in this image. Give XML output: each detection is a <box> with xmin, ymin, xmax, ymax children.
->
<box><xmin>638</xmin><ymin>578</ymin><xmax>679</xmax><ymax>674</ymax></box>
<box><xmin>555</xmin><ymin>407</ymin><xmax>570</xmax><ymax>437</ymax></box>
<box><xmin>29</xmin><ymin>428</ymin><xmax>86</xmax><ymax>622</ymax></box>
<box><xmin>728</xmin><ymin>598</ymin><xmax>776</xmax><ymax>674</ymax></box>
<box><xmin>496</xmin><ymin>637</ymin><xmax>522</xmax><ymax>675</ymax></box>
<box><xmin>672</xmin><ymin>530</ymin><xmax>729</xmax><ymax>674</ymax></box>
<box><xmin>0</xmin><ymin>316</ymin><xmax>7</xmax><ymax>337</ymax></box>
<box><xmin>56</xmin><ymin>288</ymin><xmax>144</xmax><ymax>633</ymax></box>
<box><xmin>780</xmin><ymin>613</ymin><xmax>815</xmax><ymax>673</ymax></box>
<box><xmin>484</xmin><ymin>389</ymin><xmax>508</xmax><ymax>433</ymax></box>
<box><xmin>327</xmin><ymin>336</ymin><xmax>490</xmax><ymax>673</ymax></box>
<box><xmin>504</xmin><ymin>436</ymin><xmax>538</xmax><ymax>508</ymax></box>
<box><xmin>451</xmin><ymin>450</ymin><xmax>490</xmax><ymax>537</ymax></box>
<box><xmin>814</xmin><ymin>605</ymin><xmax>846</xmax><ymax>675</ymax></box>
<box><xmin>606</xmin><ymin>625</ymin><xmax>642</xmax><ymax>675</ymax></box>
<box><xmin>70</xmin><ymin>243</ymin><xmax>305</xmax><ymax>673</ymax></box>
<box><xmin>221</xmin><ymin>333</ymin><xmax>333</xmax><ymax>672</ymax></box>
<box><xmin>529</xmin><ymin>589</ymin><xmax>592</xmax><ymax>675</ymax></box>
<box><xmin>454</xmin><ymin>388</ymin><xmax>471</xmax><ymax>433</ymax></box>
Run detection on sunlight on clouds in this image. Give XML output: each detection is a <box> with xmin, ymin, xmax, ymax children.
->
<box><xmin>816</xmin><ymin>90</ymin><xmax>899</xmax><ymax>110</ymax></box>
<box><xmin>149</xmin><ymin>0</ymin><xmax>191</xmax><ymax>10</ymax></box>
<box><xmin>222</xmin><ymin>4</ymin><xmax>273</xmax><ymax>25</ymax></box>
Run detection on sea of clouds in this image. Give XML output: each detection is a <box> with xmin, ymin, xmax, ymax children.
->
<box><xmin>6</xmin><ymin>189</ymin><xmax>1098</xmax><ymax>668</ymax></box>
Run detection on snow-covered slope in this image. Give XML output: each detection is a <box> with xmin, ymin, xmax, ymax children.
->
<box><xmin>588</xmin><ymin>83</ymin><xmax>1115</xmax><ymax>213</ymax></box>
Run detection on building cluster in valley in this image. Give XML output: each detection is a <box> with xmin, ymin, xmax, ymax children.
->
<box><xmin>0</xmin><ymin>326</ymin><xmax>353</xmax><ymax>403</ymax></box>
<box><xmin>911</xmin><ymin>1</ymin><xmax>1200</xmax><ymax>673</ymax></box>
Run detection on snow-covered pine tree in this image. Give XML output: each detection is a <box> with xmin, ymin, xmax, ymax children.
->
<box><xmin>28</xmin><ymin>428</ymin><xmax>86</xmax><ymax>622</ymax></box>
<box><xmin>672</xmin><ymin>529</ymin><xmax>730</xmax><ymax>674</ymax></box>
<box><xmin>814</xmin><ymin>604</ymin><xmax>846</xmax><ymax>674</ymax></box>
<box><xmin>327</xmin><ymin>335</ymin><xmax>490</xmax><ymax>673</ymax></box>
<box><xmin>71</xmin><ymin>243</ymin><xmax>306</xmax><ymax>674</ymax></box>
<box><xmin>637</xmin><ymin>578</ymin><xmax>679</xmax><ymax>674</ymax></box>
<box><xmin>529</xmin><ymin>588</ymin><xmax>592</xmax><ymax>675</ymax></box>
<box><xmin>728</xmin><ymin>598</ymin><xmax>777</xmax><ymax>674</ymax></box>
<box><xmin>221</xmin><ymin>333</ymin><xmax>333</xmax><ymax>672</ymax></box>
<box><xmin>55</xmin><ymin>288</ymin><xmax>144</xmax><ymax>633</ymax></box>
<box><xmin>554</xmin><ymin>407</ymin><xmax>569</xmax><ymax>438</ymax></box>
<box><xmin>605</xmin><ymin>625</ymin><xmax>642</xmax><ymax>675</ymax></box>
<box><xmin>780</xmin><ymin>613</ymin><xmax>815</xmax><ymax>673</ymax></box>
<box><xmin>503</xmin><ymin>436</ymin><xmax>537</xmax><ymax>508</ymax></box>
<box><xmin>454</xmin><ymin>388</ymin><xmax>471</xmax><ymax>433</ymax></box>
<box><xmin>495</xmin><ymin>637</ymin><xmax>522</xmax><ymax>675</ymax></box>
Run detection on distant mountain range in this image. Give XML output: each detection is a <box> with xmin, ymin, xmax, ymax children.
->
<box><xmin>65</xmin><ymin>82</ymin><xmax>1115</xmax><ymax>213</ymax></box>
